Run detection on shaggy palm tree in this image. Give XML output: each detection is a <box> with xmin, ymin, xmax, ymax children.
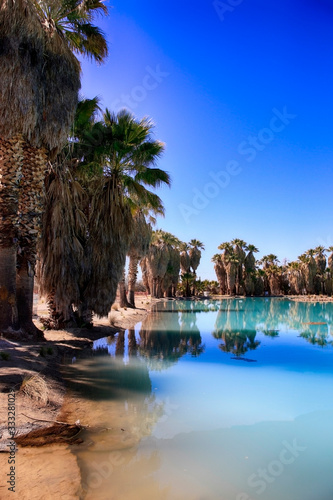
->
<box><xmin>212</xmin><ymin>254</ymin><xmax>227</xmax><ymax>294</ymax></box>
<box><xmin>76</xmin><ymin>109</ymin><xmax>167</xmax><ymax>319</ymax></box>
<box><xmin>314</xmin><ymin>246</ymin><xmax>327</xmax><ymax>274</ymax></box>
<box><xmin>231</xmin><ymin>238</ymin><xmax>247</xmax><ymax>293</ymax></box>
<box><xmin>0</xmin><ymin>0</ymin><xmax>108</xmax><ymax>334</ymax></box>
<box><xmin>188</xmin><ymin>239</ymin><xmax>205</xmax><ymax>274</ymax></box>
<box><xmin>327</xmin><ymin>246</ymin><xmax>333</xmax><ymax>273</ymax></box>
<box><xmin>142</xmin><ymin>230</ymin><xmax>181</xmax><ymax>298</ymax></box>
<box><xmin>224</xmin><ymin>252</ymin><xmax>239</xmax><ymax>295</ymax></box>
<box><xmin>188</xmin><ymin>239</ymin><xmax>204</xmax><ymax>295</ymax></box>
<box><xmin>39</xmin><ymin>105</ymin><xmax>168</xmax><ymax>325</ymax></box>
<box><xmin>179</xmin><ymin>243</ymin><xmax>191</xmax><ymax>274</ymax></box>
<box><xmin>287</xmin><ymin>261</ymin><xmax>304</xmax><ymax>295</ymax></box>
<box><xmin>244</xmin><ymin>244</ymin><xmax>259</xmax><ymax>272</ymax></box>
<box><xmin>126</xmin><ymin>211</ymin><xmax>153</xmax><ymax>308</ymax></box>
<box><xmin>265</xmin><ymin>265</ymin><xmax>281</xmax><ymax>295</ymax></box>
<box><xmin>243</xmin><ymin>244</ymin><xmax>259</xmax><ymax>296</ymax></box>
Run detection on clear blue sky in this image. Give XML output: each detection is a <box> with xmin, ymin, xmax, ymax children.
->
<box><xmin>80</xmin><ymin>0</ymin><xmax>333</xmax><ymax>280</ymax></box>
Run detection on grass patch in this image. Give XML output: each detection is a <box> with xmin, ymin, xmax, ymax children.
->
<box><xmin>20</xmin><ymin>374</ymin><xmax>49</xmax><ymax>404</ymax></box>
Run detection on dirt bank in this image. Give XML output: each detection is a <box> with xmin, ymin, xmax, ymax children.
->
<box><xmin>0</xmin><ymin>295</ymin><xmax>157</xmax><ymax>499</ymax></box>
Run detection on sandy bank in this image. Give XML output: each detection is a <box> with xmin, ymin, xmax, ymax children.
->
<box><xmin>0</xmin><ymin>295</ymin><xmax>158</xmax><ymax>499</ymax></box>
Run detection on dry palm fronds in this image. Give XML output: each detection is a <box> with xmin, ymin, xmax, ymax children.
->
<box><xmin>20</xmin><ymin>373</ymin><xmax>49</xmax><ymax>404</ymax></box>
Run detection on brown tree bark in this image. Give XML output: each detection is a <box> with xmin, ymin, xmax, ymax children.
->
<box><xmin>118</xmin><ymin>267</ymin><xmax>130</xmax><ymax>308</ymax></box>
<box><xmin>0</xmin><ymin>136</ymin><xmax>23</xmax><ymax>331</ymax></box>
<box><xmin>127</xmin><ymin>255</ymin><xmax>139</xmax><ymax>307</ymax></box>
<box><xmin>16</xmin><ymin>145</ymin><xmax>46</xmax><ymax>336</ymax></box>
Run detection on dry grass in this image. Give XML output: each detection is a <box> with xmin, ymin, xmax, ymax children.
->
<box><xmin>20</xmin><ymin>374</ymin><xmax>49</xmax><ymax>404</ymax></box>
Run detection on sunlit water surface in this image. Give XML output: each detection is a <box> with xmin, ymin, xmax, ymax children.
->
<box><xmin>63</xmin><ymin>298</ymin><xmax>333</xmax><ymax>500</ymax></box>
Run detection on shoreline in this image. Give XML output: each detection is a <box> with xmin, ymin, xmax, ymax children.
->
<box><xmin>0</xmin><ymin>295</ymin><xmax>159</xmax><ymax>449</ymax></box>
<box><xmin>1</xmin><ymin>291</ymin><xmax>331</xmax><ymax>444</ymax></box>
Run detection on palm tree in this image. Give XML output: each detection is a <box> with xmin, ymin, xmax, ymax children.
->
<box><xmin>143</xmin><ymin>230</ymin><xmax>180</xmax><ymax>298</ymax></box>
<box><xmin>126</xmin><ymin>211</ymin><xmax>153</xmax><ymax>308</ymax></box>
<box><xmin>179</xmin><ymin>243</ymin><xmax>191</xmax><ymax>275</ymax></box>
<box><xmin>314</xmin><ymin>246</ymin><xmax>327</xmax><ymax>274</ymax></box>
<box><xmin>224</xmin><ymin>252</ymin><xmax>239</xmax><ymax>295</ymax></box>
<box><xmin>243</xmin><ymin>244</ymin><xmax>259</xmax><ymax>296</ymax></box>
<box><xmin>244</xmin><ymin>244</ymin><xmax>259</xmax><ymax>272</ymax></box>
<box><xmin>188</xmin><ymin>239</ymin><xmax>205</xmax><ymax>275</ymax></box>
<box><xmin>299</xmin><ymin>250</ymin><xmax>317</xmax><ymax>294</ymax></box>
<box><xmin>77</xmin><ymin>109</ymin><xmax>168</xmax><ymax>319</ymax></box>
<box><xmin>0</xmin><ymin>0</ymin><xmax>108</xmax><ymax>334</ymax></box>
<box><xmin>188</xmin><ymin>239</ymin><xmax>204</xmax><ymax>295</ymax></box>
<box><xmin>327</xmin><ymin>246</ymin><xmax>333</xmax><ymax>273</ymax></box>
<box><xmin>265</xmin><ymin>264</ymin><xmax>282</xmax><ymax>295</ymax></box>
<box><xmin>231</xmin><ymin>238</ymin><xmax>247</xmax><ymax>294</ymax></box>
<box><xmin>287</xmin><ymin>261</ymin><xmax>304</xmax><ymax>295</ymax></box>
<box><xmin>212</xmin><ymin>254</ymin><xmax>227</xmax><ymax>294</ymax></box>
<box><xmin>39</xmin><ymin>105</ymin><xmax>168</xmax><ymax>325</ymax></box>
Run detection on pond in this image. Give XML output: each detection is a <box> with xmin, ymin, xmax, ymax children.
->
<box><xmin>63</xmin><ymin>298</ymin><xmax>333</xmax><ymax>500</ymax></box>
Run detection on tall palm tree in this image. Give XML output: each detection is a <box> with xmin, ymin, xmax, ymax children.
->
<box><xmin>179</xmin><ymin>242</ymin><xmax>191</xmax><ymax>275</ymax></box>
<box><xmin>188</xmin><ymin>239</ymin><xmax>205</xmax><ymax>275</ymax></box>
<box><xmin>327</xmin><ymin>246</ymin><xmax>333</xmax><ymax>273</ymax></box>
<box><xmin>39</xmin><ymin>105</ymin><xmax>168</xmax><ymax>325</ymax></box>
<box><xmin>0</xmin><ymin>0</ymin><xmax>108</xmax><ymax>334</ymax></box>
<box><xmin>265</xmin><ymin>264</ymin><xmax>282</xmax><ymax>295</ymax></box>
<box><xmin>244</xmin><ymin>244</ymin><xmax>259</xmax><ymax>272</ymax></box>
<box><xmin>126</xmin><ymin>211</ymin><xmax>153</xmax><ymax>308</ymax></box>
<box><xmin>188</xmin><ymin>239</ymin><xmax>204</xmax><ymax>295</ymax></box>
<box><xmin>243</xmin><ymin>244</ymin><xmax>259</xmax><ymax>296</ymax></box>
<box><xmin>231</xmin><ymin>238</ymin><xmax>247</xmax><ymax>294</ymax></box>
<box><xmin>224</xmin><ymin>252</ymin><xmax>239</xmax><ymax>295</ymax></box>
<box><xmin>287</xmin><ymin>261</ymin><xmax>304</xmax><ymax>295</ymax></box>
<box><xmin>212</xmin><ymin>254</ymin><xmax>227</xmax><ymax>294</ymax></box>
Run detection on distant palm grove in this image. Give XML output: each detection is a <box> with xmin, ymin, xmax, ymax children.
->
<box><xmin>212</xmin><ymin>239</ymin><xmax>333</xmax><ymax>297</ymax></box>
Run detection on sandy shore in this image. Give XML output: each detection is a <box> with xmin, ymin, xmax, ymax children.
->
<box><xmin>0</xmin><ymin>294</ymin><xmax>158</xmax><ymax>499</ymax></box>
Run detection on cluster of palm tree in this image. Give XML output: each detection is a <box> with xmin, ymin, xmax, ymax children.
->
<box><xmin>0</xmin><ymin>0</ymin><xmax>109</xmax><ymax>335</ymax></box>
<box><xmin>139</xmin><ymin>235</ymin><xmax>205</xmax><ymax>299</ymax></box>
<box><xmin>212</xmin><ymin>240</ymin><xmax>333</xmax><ymax>296</ymax></box>
<box><xmin>38</xmin><ymin>101</ymin><xmax>170</xmax><ymax>328</ymax></box>
<box><xmin>212</xmin><ymin>239</ymin><xmax>260</xmax><ymax>296</ymax></box>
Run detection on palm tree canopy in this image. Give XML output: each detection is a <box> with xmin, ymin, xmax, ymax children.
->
<box><xmin>218</xmin><ymin>242</ymin><xmax>233</xmax><ymax>252</ymax></box>
<box><xmin>31</xmin><ymin>0</ymin><xmax>109</xmax><ymax>62</ymax></box>
<box><xmin>0</xmin><ymin>0</ymin><xmax>108</xmax><ymax>152</ymax></box>
<box><xmin>189</xmin><ymin>239</ymin><xmax>205</xmax><ymax>250</ymax></box>
<box><xmin>231</xmin><ymin>238</ymin><xmax>247</xmax><ymax>248</ymax></box>
<box><xmin>247</xmin><ymin>244</ymin><xmax>259</xmax><ymax>253</ymax></box>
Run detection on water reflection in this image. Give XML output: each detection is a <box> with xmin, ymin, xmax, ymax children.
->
<box><xmin>67</xmin><ymin>298</ymin><xmax>333</xmax><ymax>500</ymax></box>
<box><xmin>211</xmin><ymin>298</ymin><xmax>333</xmax><ymax>353</ymax></box>
<box><xmin>94</xmin><ymin>300</ymin><xmax>205</xmax><ymax>369</ymax></box>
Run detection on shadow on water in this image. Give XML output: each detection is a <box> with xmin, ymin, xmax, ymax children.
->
<box><xmin>62</xmin><ymin>356</ymin><xmax>152</xmax><ymax>401</ymax></box>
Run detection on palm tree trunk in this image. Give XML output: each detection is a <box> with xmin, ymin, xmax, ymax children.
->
<box><xmin>0</xmin><ymin>247</ymin><xmax>19</xmax><ymax>330</ymax></box>
<box><xmin>128</xmin><ymin>255</ymin><xmax>139</xmax><ymax>307</ymax></box>
<box><xmin>0</xmin><ymin>135</ymin><xmax>23</xmax><ymax>331</ymax></box>
<box><xmin>119</xmin><ymin>267</ymin><xmax>130</xmax><ymax>308</ymax></box>
<box><xmin>16</xmin><ymin>145</ymin><xmax>46</xmax><ymax>335</ymax></box>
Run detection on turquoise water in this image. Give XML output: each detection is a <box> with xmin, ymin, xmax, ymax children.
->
<box><xmin>65</xmin><ymin>298</ymin><xmax>333</xmax><ymax>500</ymax></box>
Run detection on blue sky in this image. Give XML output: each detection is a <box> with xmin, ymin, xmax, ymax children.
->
<box><xmin>80</xmin><ymin>0</ymin><xmax>333</xmax><ymax>280</ymax></box>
